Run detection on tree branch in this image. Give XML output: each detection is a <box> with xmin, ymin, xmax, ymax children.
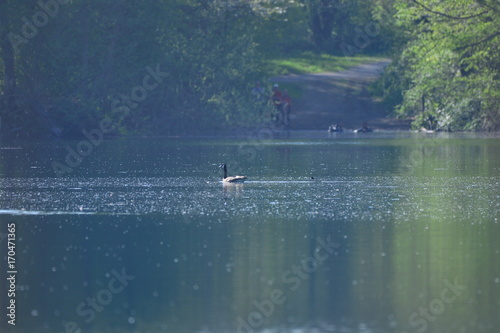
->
<box><xmin>454</xmin><ymin>31</ymin><xmax>500</xmax><ymax>51</ymax></box>
<box><xmin>410</xmin><ymin>0</ymin><xmax>489</xmax><ymax>20</ymax></box>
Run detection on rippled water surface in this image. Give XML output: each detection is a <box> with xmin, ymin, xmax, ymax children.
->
<box><xmin>0</xmin><ymin>132</ymin><xmax>499</xmax><ymax>333</ymax></box>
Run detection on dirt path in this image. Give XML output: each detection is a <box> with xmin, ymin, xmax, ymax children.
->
<box><xmin>272</xmin><ymin>60</ymin><xmax>411</xmax><ymax>131</ymax></box>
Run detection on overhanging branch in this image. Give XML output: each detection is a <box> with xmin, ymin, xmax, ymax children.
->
<box><xmin>454</xmin><ymin>31</ymin><xmax>500</xmax><ymax>51</ymax></box>
<box><xmin>411</xmin><ymin>0</ymin><xmax>489</xmax><ymax>20</ymax></box>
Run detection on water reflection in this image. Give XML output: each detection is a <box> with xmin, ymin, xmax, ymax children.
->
<box><xmin>0</xmin><ymin>133</ymin><xmax>498</xmax><ymax>333</ymax></box>
<box><xmin>222</xmin><ymin>183</ymin><xmax>245</xmax><ymax>198</ymax></box>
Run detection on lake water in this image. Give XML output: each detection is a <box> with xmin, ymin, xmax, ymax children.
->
<box><xmin>0</xmin><ymin>131</ymin><xmax>499</xmax><ymax>333</ymax></box>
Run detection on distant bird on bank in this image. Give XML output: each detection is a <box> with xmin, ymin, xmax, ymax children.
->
<box><xmin>354</xmin><ymin>122</ymin><xmax>373</xmax><ymax>133</ymax></box>
<box><xmin>219</xmin><ymin>163</ymin><xmax>247</xmax><ymax>183</ymax></box>
<box><xmin>328</xmin><ymin>124</ymin><xmax>343</xmax><ymax>132</ymax></box>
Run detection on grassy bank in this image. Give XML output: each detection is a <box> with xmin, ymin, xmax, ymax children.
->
<box><xmin>260</xmin><ymin>52</ymin><xmax>388</xmax><ymax>102</ymax></box>
<box><xmin>263</xmin><ymin>52</ymin><xmax>387</xmax><ymax>77</ymax></box>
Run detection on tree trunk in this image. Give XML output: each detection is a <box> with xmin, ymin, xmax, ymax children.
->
<box><xmin>307</xmin><ymin>0</ymin><xmax>336</xmax><ymax>49</ymax></box>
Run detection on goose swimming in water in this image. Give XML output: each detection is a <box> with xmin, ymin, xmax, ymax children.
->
<box><xmin>219</xmin><ymin>163</ymin><xmax>247</xmax><ymax>183</ymax></box>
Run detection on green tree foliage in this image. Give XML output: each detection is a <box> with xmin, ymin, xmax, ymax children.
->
<box><xmin>0</xmin><ymin>0</ymin><xmax>268</xmax><ymax>137</ymax></box>
<box><xmin>251</xmin><ymin>1</ymin><xmax>310</xmax><ymax>55</ymax></box>
<box><xmin>387</xmin><ymin>0</ymin><xmax>500</xmax><ymax>131</ymax></box>
<box><xmin>0</xmin><ymin>0</ymin><xmax>396</xmax><ymax>138</ymax></box>
<box><xmin>4</xmin><ymin>0</ymin><xmax>495</xmax><ymax>136</ymax></box>
<box><xmin>293</xmin><ymin>0</ymin><xmax>397</xmax><ymax>55</ymax></box>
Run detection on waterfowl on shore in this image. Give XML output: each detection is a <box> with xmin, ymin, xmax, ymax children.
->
<box><xmin>219</xmin><ymin>163</ymin><xmax>247</xmax><ymax>183</ymax></box>
<box><xmin>328</xmin><ymin>124</ymin><xmax>343</xmax><ymax>132</ymax></box>
<box><xmin>354</xmin><ymin>122</ymin><xmax>373</xmax><ymax>133</ymax></box>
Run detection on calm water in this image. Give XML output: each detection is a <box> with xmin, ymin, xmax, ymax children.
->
<box><xmin>0</xmin><ymin>131</ymin><xmax>499</xmax><ymax>333</ymax></box>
